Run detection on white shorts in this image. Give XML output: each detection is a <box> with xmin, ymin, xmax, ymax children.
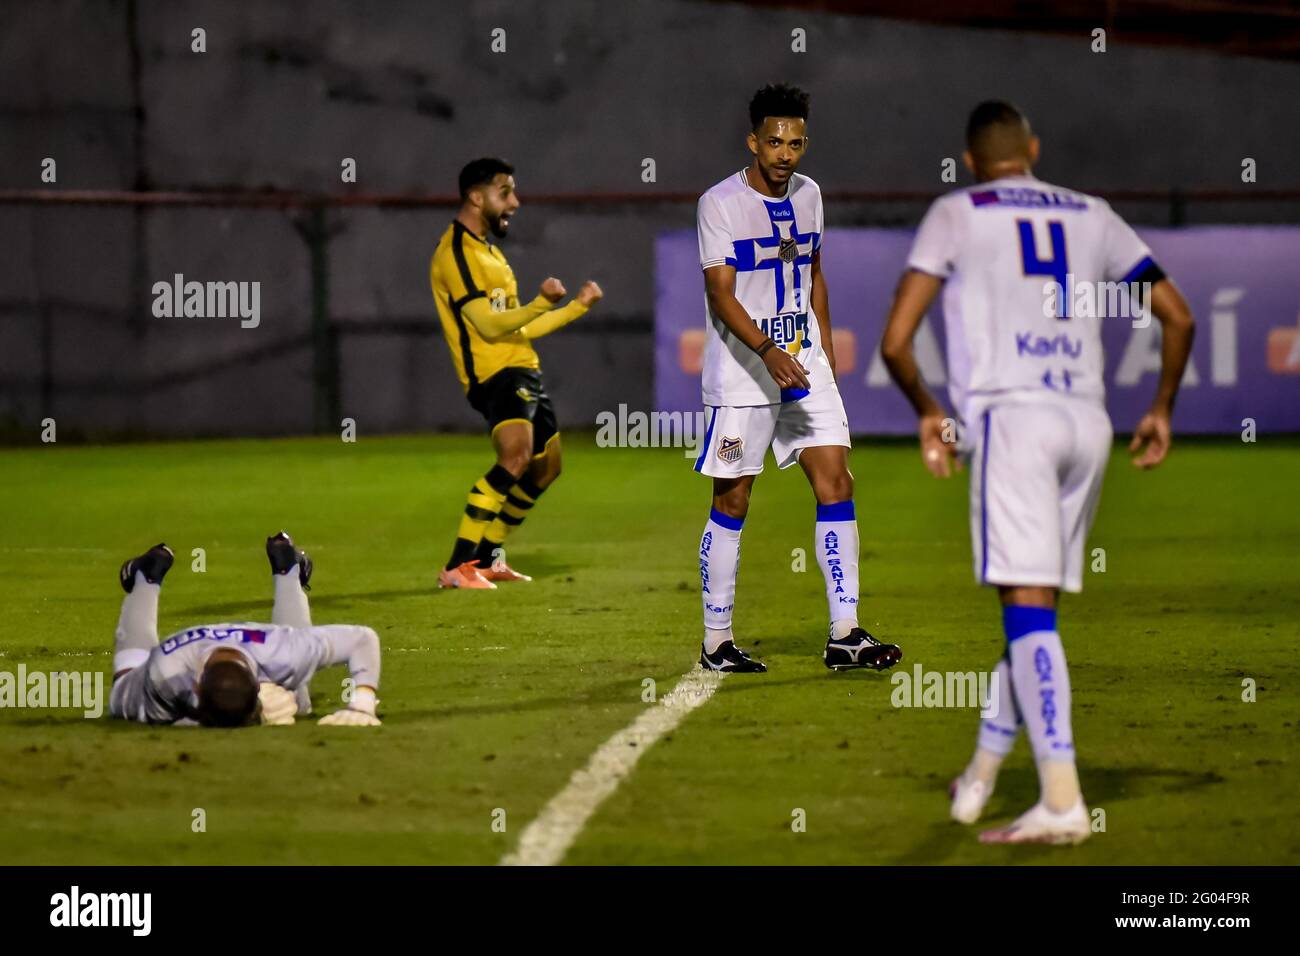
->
<box><xmin>968</xmin><ymin>397</ymin><xmax>1112</xmax><ymax>593</ymax></box>
<box><xmin>693</xmin><ymin>385</ymin><xmax>851</xmax><ymax>478</ymax></box>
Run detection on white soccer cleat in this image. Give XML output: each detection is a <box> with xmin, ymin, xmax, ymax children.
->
<box><xmin>949</xmin><ymin>774</ymin><xmax>994</xmax><ymax>825</ymax></box>
<box><xmin>979</xmin><ymin>799</ymin><xmax>1091</xmax><ymax>845</ymax></box>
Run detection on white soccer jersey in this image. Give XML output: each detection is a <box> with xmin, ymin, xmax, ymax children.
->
<box><xmin>131</xmin><ymin>623</ymin><xmax>334</xmax><ymax>724</ymax></box>
<box><xmin>697</xmin><ymin>170</ymin><xmax>835</xmax><ymax>406</ymax></box>
<box><xmin>907</xmin><ymin>174</ymin><xmax>1155</xmax><ymax>424</ymax></box>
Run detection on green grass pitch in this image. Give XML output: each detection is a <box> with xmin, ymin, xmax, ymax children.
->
<box><xmin>0</xmin><ymin>433</ymin><xmax>1295</xmax><ymax>864</ymax></box>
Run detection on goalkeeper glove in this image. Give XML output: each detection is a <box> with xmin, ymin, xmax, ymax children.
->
<box><xmin>258</xmin><ymin>682</ymin><xmax>298</xmax><ymax>726</ymax></box>
<box><xmin>318</xmin><ymin>686</ymin><xmax>382</xmax><ymax>727</ymax></box>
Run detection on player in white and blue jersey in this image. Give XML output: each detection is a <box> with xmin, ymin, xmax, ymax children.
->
<box><xmin>693</xmin><ymin>83</ymin><xmax>901</xmax><ymax>674</ymax></box>
<box><xmin>881</xmin><ymin>101</ymin><xmax>1195</xmax><ymax>843</ymax></box>
<box><xmin>110</xmin><ymin>532</ymin><xmax>383</xmax><ymax>727</ymax></box>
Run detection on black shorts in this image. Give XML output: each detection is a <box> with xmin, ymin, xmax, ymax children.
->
<box><xmin>467</xmin><ymin>367</ymin><xmax>559</xmax><ymax>456</ymax></box>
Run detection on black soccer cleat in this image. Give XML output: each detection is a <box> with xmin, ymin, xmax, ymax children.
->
<box><xmin>700</xmin><ymin>640</ymin><xmax>768</xmax><ymax>673</ymax></box>
<box><xmin>119</xmin><ymin>543</ymin><xmax>174</xmax><ymax>593</ymax></box>
<box><xmin>824</xmin><ymin>627</ymin><xmax>903</xmax><ymax>671</ymax></box>
<box><xmin>266</xmin><ymin>531</ymin><xmax>313</xmax><ymax>590</ymax></box>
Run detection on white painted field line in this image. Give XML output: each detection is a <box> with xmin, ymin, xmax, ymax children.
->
<box><xmin>501</xmin><ymin>666</ymin><xmax>725</xmax><ymax>866</ymax></box>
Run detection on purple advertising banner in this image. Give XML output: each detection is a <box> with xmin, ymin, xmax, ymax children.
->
<box><xmin>655</xmin><ymin>226</ymin><xmax>1300</xmax><ymax>434</ymax></box>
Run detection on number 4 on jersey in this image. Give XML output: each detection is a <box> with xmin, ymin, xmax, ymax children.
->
<box><xmin>1017</xmin><ymin>219</ymin><xmax>1069</xmax><ymax>319</ymax></box>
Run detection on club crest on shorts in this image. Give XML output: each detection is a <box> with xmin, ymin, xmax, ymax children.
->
<box><xmin>717</xmin><ymin>436</ymin><xmax>744</xmax><ymax>463</ymax></box>
<box><xmin>515</xmin><ymin>386</ymin><xmax>533</xmax><ymax>402</ymax></box>
<box><xmin>778</xmin><ymin>236</ymin><xmax>798</xmax><ymax>263</ymax></box>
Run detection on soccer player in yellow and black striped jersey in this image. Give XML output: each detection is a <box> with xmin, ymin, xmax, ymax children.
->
<box><xmin>431</xmin><ymin>157</ymin><xmax>603</xmax><ymax>589</ymax></box>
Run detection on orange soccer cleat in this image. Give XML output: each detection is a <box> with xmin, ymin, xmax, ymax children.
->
<box><xmin>478</xmin><ymin>557</ymin><xmax>533</xmax><ymax>583</ymax></box>
<box><xmin>437</xmin><ymin>561</ymin><xmax>497</xmax><ymax>590</ymax></box>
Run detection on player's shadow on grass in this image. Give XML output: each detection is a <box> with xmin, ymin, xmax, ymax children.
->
<box><xmin>892</xmin><ymin>763</ymin><xmax>1226</xmax><ymax>864</ymax></box>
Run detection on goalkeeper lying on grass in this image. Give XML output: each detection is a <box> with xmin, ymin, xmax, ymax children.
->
<box><xmin>109</xmin><ymin>531</ymin><xmax>381</xmax><ymax>728</ymax></box>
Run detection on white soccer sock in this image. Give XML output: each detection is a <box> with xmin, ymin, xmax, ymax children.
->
<box><xmin>113</xmin><ymin>575</ymin><xmax>160</xmax><ymax>673</ymax></box>
<box><xmin>968</xmin><ymin>657</ymin><xmax>1020</xmax><ymax>784</ymax></box>
<box><xmin>700</xmin><ymin>508</ymin><xmax>742</xmax><ymax>653</ymax></box>
<box><xmin>815</xmin><ymin>501</ymin><xmax>860</xmax><ymax>636</ymax></box>
<box><xmin>272</xmin><ymin>568</ymin><xmax>312</xmax><ymax>628</ymax></box>
<box><xmin>1004</xmin><ymin>606</ymin><xmax>1081</xmax><ymax>812</ymax></box>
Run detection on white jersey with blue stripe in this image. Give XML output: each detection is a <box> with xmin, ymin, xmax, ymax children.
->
<box><xmin>697</xmin><ymin>170</ymin><xmax>834</xmax><ymax>407</ymax></box>
<box><xmin>139</xmin><ymin>623</ymin><xmax>331</xmax><ymax>724</ymax></box>
<box><xmin>907</xmin><ymin>174</ymin><xmax>1155</xmax><ymax>424</ymax></box>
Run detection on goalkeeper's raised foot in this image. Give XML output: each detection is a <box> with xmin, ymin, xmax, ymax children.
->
<box><xmin>120</xmin><ymin>543</ymin><xmax>174</xmax><ymax>593</ymax></box>
<box><xmin>267</xmin><ymin>531</ymin><xmax>313</xmax><ymax>590</ymax></box>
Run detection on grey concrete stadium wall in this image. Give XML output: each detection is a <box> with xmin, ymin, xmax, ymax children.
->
<box><xmin>2</xmin><ymin>0</ymin><xmax>1298</xmax><ymax>438</ymax></box>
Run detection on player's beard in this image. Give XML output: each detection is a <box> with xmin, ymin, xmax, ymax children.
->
<box><xmin>486</xmin><ymin>211</ymin><xmax>511</xmax><ymax>240</ymax></box>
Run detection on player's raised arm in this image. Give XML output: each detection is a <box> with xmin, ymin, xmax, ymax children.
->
<box><xmin>880</xmin><ymin>269</ymin><xmax>954</xmax><ymax>477</ymax></box>
<box><xmin>1128</xmin><ymin>278</ymin><xmax>1195</xmax><ymax>470</ymax></box>
<box><xmin>703</xmin><ymin>263</ymin><xmax>810</xmax><ymax>391</ymax></box>
<box><xmin>459</xmin><ymin>277</ymin><xmax>568</xmax><ymax>340</ymax></box>
<box><xmin>521</xmin><ymin>280</ymin><xmax>602</xmax><ymax>339</ymax></box>
<box><xmin>809</xmin><ymin>250</ymin><xmax>836</xmax><ymax>377</ymax></box>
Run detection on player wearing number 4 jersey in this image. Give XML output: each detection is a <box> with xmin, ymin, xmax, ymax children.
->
<box><xmin>882</xmin><ymin>101</ymin><xmax>1195</xmax><ymax>844</ymax></box>
<box><xmin>693</xmin><ymin>83</ymin><xmax>901</xmax><ymax>675</ymax></box>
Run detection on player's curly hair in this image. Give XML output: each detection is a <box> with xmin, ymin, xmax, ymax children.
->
<box><xmin>458</xmin><ymin>157</ymin><xmax>515</xmax><ymax>200</ymax></box>
<box><xmin>748</xmin><ymin>83</ymin><xmax>810</xmax><ymax>131</ymax></box>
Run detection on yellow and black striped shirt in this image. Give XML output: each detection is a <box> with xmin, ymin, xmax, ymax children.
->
<box><xmin>430</xmin><ymin>221</ymin><xmax>540</xmax><ymax>391</ymax></box>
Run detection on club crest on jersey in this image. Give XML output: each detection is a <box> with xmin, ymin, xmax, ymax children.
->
<box><xmin>778</xmin><ymin>236</ymin><xmax>798</xmax><ymax>263</ymax></box>
<box><xmin>717</xmin><ymin>436</ymin><xmax>744</xmax><ymax>464</ymax></box>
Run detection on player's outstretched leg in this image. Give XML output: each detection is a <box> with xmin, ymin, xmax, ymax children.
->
<box><xmin>980</xmin><ymin>600</ymin><xmax>1089</xmax><ymax>845</ymax></box>
<box><xmin>951</xmin><ymin>656</ymin><xmax>1020</xmax><ymax>823</ymax></box>
<box><xmin>267</xmin><ymin>531</ymin><xmax>314</xmax><ymax>714</ymax></box>
<box><xmin>268</xmin><ymin>530</ymin><xmax>313</xmax><ymax>620</ymax></box>
<box><xmin>698</xmin><ymin>478</ymin><xmax>765</xmax><ymax>673</ymax></box>
<box><xmin>115</xmin><ymin>543</ymin><xmax>173</xmax><ymax>674</ymax></box>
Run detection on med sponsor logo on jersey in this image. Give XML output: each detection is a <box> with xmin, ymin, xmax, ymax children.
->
<box><xmin>756</xmin><ymin>311</ymin><xmax>812</xmax><ymax>356</ymax></box>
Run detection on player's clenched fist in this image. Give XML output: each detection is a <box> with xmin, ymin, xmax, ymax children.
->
<box><xmin>539</xmin><ymin>277</ymin><xmax>566</xmax><ymax>303</ymax></box>
<box><xmin>576</xmin><ymin>280</ymin><xmax>603</xmax><ymax>307</ymax></box>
